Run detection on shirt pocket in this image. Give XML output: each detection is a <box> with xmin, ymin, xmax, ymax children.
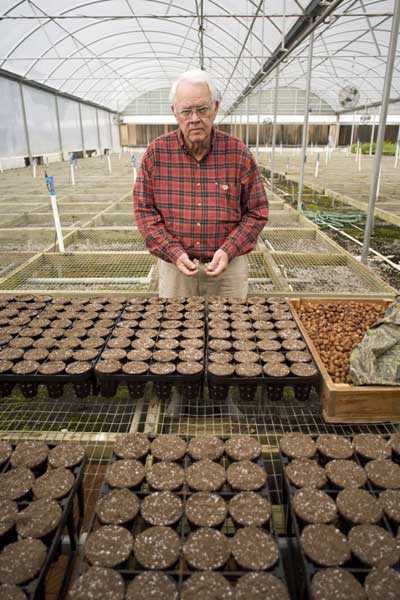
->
<box><xmin>215</xmin><ymin>181</ymin><xmax>242</xmax><ymax>222</ymax></box>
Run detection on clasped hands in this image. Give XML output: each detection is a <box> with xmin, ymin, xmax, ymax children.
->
<box><xmin>176</xmin><ymin>249</ymin><xmax>228</xmax><ymax>277</ymax></box>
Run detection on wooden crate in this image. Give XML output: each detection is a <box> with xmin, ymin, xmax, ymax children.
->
<box><xmin>290</xmin><ymin>297</ymin><xmax>400</xmax><ymax>423</ymax></box>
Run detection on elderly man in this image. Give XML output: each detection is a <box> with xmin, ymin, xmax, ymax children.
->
<box><xmin>134</xmin><ymin>69</ymin><xmax>268</xmax><ymax>299</ymax></box>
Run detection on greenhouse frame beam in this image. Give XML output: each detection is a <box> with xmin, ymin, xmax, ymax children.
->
<box><xmin>220</xmin><ymin>0</ymin><xmax>265</xmax><ymax>101</ymax></box>
<box><xmin>225</xmin><ymin>0</ymin><xmax>345</xmax><ymax>116</ymax></box>
<box><xmin>1</xmin><ymin>12</ymin><xmax>394</xmax><ymax>19</ymax></box>
<box><xmin>196</xmin><ymin>0</ymin><xmax>205</xmax><ymax>70</ymax></box>
<box><xmin>298</xmin><ymin>29</ymin><xmax>314</xmax><ymax>212</ymax></box>
<box><xmin>361</xmin><ymin>0</ymin><xmax>400</xmax><ymax>264</ymax></box>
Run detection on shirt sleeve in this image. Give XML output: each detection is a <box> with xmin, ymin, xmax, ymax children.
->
<box><xmin>133</xmin><ymin>147</ymin><xmax>186</xmax><ymax>263</ymax></box>
<box><xmin>219</xmin><ymin>150</ymin><xmax>269</xmax><ymax>260</ymax></box>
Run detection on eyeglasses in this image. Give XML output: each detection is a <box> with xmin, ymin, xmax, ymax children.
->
<box><xmin>178</xmin><ymin>106</ymin><xmax>212</xmax><ymax>120</ymax></box>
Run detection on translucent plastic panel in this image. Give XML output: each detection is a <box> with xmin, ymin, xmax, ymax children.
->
<box><xmin>0</xmin><ymin>77</ymin><xmax>28</xmax><ymax>157</ymax></box>
<box><xmin>98</xmin><ymin>110</ymin><xmax>111</xmax><ymax>148</ymax></box>
<box><xmin>81</xmin><ymin>103</ymin><xmax>98</xmax><ymax>149</ymax></box>
<box><xmin>22</xmin><ymin>85</ymin><xmax>59</xmax><ymax>154</ymax></box>
<box><xmin>58</xmin><ymin>97</ymin><xmax>83</xmax><ymax>152</ymax></box>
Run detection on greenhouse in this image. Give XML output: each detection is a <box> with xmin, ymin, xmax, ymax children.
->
<box><xmin>0</xmin><ymin>1</ymin><xmax>400</xmax><ymax>598</ymax></box>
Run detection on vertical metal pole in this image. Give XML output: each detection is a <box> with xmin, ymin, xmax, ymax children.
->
<box><xmin>19</xmin><ymin>83</ymin><xmax>32</xmax><ymax>162</ymax></box>
<box><xmin>349</xmin><ymin>111</ymin><xmax>357</xmax><ymax>151</ymax></box>
<box><xmin>334</xmin><ymin>115</ymin><xmax>340</xmax><ymax>148</ymax></box>
<box><xmin>95</xmin><ymin>108</ymin><xmax>102</xmax><ymax>154</ymax></box>
<box><xmin>108</xmin><ymin>112</ymin><xmax>113</xmax><ymax>152</ymax></box>
<box><xmin>54</xmin><ymin>95</ymin><xmax>64</xmax><ymax>160</ymax></box>
<box><xmin>394</xmin><ymin>124</ymin><xmax>400</xmax><ymax>167</ymax></box>
<box><xmin>271</xmin><ymin>65</ymin><xmax>280</xmax><ymax>194</ymax></box>
<box><xmin>369</xmin><ymin>116</ymin><xmax>376</xmax><ymax>155</ymax></box>
<box><xmin>246</xmin><ymin>97</ymin><xmax>250</xmax><ymax>146</ymax></box>
<box><xmin>256</xmin><ymin>89</ymin><xmax>261</xmax><ymax>162</ymax></box>
<box><xmin>361</xmin><ymin>0</ymin><xmax>400</xmax><ymax>263</ymax></box>
<box><xmin>297</xmin><ymin>30</ymin><xmax>314</xmax><ymax>211</ymax></box>
<box><xmin>78</xmin><ymin>103</ymin><xmax>86</xmax><ymax>156</ymax></box>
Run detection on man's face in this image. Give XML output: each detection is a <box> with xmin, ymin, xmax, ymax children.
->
<box><xmin>172</xmin><ymin>81</ymin><xmax>218</xmax><ymax>145</ymax></box>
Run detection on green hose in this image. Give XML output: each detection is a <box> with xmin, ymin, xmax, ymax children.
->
<box><xmin>302</xmin><ymin>210</ymin><xmax>364</xmax><ymax>229</ymax></box>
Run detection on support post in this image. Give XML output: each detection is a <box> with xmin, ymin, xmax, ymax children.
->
<box><xmin>297</xmin><ymin>30</ymin><xmax>314</xmax><ymax>211</ymax></box>
<box><xmin>54</xmin><ymin>95</ymin><xmax>64</xmax><ymax>160</ymax></box>
<box><xmin>78</xmin><ymin>103</ymin><xmax>86</xmax><ymax>157</ymax></box>
<box><xmin>334</xmin><ymin>116</ymin><xmax>340</xmax><ymax>148</ymax></box>
<box><xmin>349</xmin><ymin>112</ymin><xmax>356</xmax><ymax>151</ymax></box>
<box><xmin>256</xmin><ymin>89</ymin><xmax>261</xmax><ymax>163</ymax></box>
<box><xmin>70</xmin><ymin>155</ymin><xmax>75</xmax><ymax>186</ymax></box>
<box><xmin>19</xmin><ymin>83</ymin><xmax>32</xmax><ymax>163</ymax></box>
<box><xmin>270</xmin><ymin>65</ymin><xmax>280</xmax><ymax>193</ymax></box>
<box><xmin>246</xmin><ymin>97</ymin><xmax>250</xmax><ymax>146</ymax></box>
<box><xmin>369</xmin><ymin>116</ymin><xmax>376</xmax><ymax>155</ymax></box>
<box><xmin>361</xmin><ymin>0</ymin><xmax>400</xmax><ymax>263</ymax></box>
<box><xmin>395</xmin><ymin>125</ymin><xmax>400</xmax><ymax>167</ymax></box>
<box><xmin>95</xmin><ymin>108</ymin><xmax>102</xmax><ymax>155</ymax></box>
<box><xmin>108</xmin><ymin>112</ymin><xmax>113</xmax><ymax>154</ymax></box>
<box><xmin>315</xmin><ymin>152</ymin><xmax>320</xmax><ymax>178</ymax></box>
<box><xmin>355</xmin><ymin>139</ymin><xmax>360</xmax><ymax>161</ymax></box>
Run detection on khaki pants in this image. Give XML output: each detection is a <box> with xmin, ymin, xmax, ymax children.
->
<box><xmin>158</xmin><ymin>255</ymin><xmax>249</xmax><ymax>299</ymax></box>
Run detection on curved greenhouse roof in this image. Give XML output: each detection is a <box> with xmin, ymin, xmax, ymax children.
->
<box><xmin>0</xmin><ymin>0</ymin><xmax>398</xmax><ymax>114</ymax></box>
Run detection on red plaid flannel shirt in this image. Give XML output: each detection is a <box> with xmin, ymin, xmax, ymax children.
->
<box><xmin>133</xmin><ymin>128</ymin><xmax>268</xmax><ymax>263</ymax></box>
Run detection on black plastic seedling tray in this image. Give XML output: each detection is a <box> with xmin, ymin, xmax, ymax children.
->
<box><xmin>0</xmin><ymin>299</ymin><xmax>126</xmax><ymax>399</ymax></box>
<box><xmin>206</xmin><ymin>300</ymin><xmax>320</xmax><ymax>403</ymax></box>
<box><xmin>0</xmin><ymin>296</ymin><xmax>52</xmax><ymax>351</ymax></box>
<box><xmin>72</xmin><ymin>434</ymin><xmax>294</xmax><ymax>598</ymax></box>
<box><xmin>95</xmin><ymin>299</ymin><xmax>205</xmax><ymax>400</ymax></box>
<box><xmin>279</xmin><ymin>434</ymin><xmax>400</xmax><ymax>600</ymax></box>
<box><xmin>0</xmin><ymin>442</ymin><xmax>87</xmax><ymax>600</ymax></box>
<box><xmin>0</xmin><ymin>296</ymin><xmax>54</xmax><ymax>398</ymax></box>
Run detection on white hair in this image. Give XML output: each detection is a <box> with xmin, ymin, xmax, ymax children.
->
<box><xmin>170</xmin><ymin>69</ymin><xmax>218</xmax><ymax>105</ymax></box>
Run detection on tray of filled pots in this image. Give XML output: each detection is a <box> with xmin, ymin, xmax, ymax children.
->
<box><xmin>94</xmin><ymin>296</ymin><xmax>205</xmax><ymax>401</ymax></box>
<box><xmin>0</xmin><ymin>296</ymin><xmax>126</xmax><ymax>399</ymax></box>
<box><xmin>0</xmin><ymin>439</ymin><xmax>87</xmax><ymax>600</ymax></box>
<box><xmin>68</xmin><ymin>433</ymin><xmax>294</xmax><ymax>599</ymax></box>
<box><xmin>0</xmin><ymin>295</ymin><xmax>53</xmax><ymax>397</ymax></box>
<box><xmin>205</xmin><ymin>296</ymin><xmax>320</xmax><ymax>403</ymax></box>
<box><xmin>279</xmin><ymin>431</ymin><xmax>400</xmax><ymax>600</ymax></box>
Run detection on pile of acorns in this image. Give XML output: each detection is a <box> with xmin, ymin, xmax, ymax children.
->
<box><xmin>297</xmin><ymin>302</ymin><xmax>386</xmax><ymax>384</ymax></box>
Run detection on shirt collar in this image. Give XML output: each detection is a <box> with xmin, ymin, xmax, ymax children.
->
<box><xmin>177</xmin><ymin>127</ymin><xmax>216</xmax><ymax>156</ymax></box>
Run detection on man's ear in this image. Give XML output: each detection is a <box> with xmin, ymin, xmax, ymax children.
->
<box><xmin>214</xmin><ymin>100</ymin><xmax>220</xmax><ymax>114</ymax></box>
<box><xmin>171</xmin><ymin>105</ymin><xmax>176</xmax><ymax>116</ymax></box>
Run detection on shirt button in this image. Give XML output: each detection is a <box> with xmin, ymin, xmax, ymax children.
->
<box><xmin>196</xmin><ymin>222</ymin><xmax>201</xmax><ymax>227</ymax></box>
<box><xmin>196</xmin><ymin>241</ymin><xmax>200</xmax><ymax>246</ymax></box>
<box><xmin>196</xmin><ymin>183</ymin><xmax>200</xmax><ymax>187</ymax></box>
<box><xmin>197</xmin><ymin>202</ymin><xmax>201</xmax><ymax>206</ymax></box>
